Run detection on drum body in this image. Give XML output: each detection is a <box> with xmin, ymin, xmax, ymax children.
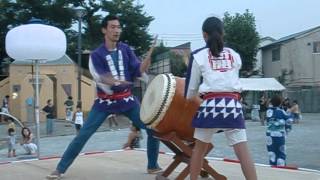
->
<box><xmin>140</xmin><ymin>74</ymin><xmax>200</xmax><ymax>141</ymax></box>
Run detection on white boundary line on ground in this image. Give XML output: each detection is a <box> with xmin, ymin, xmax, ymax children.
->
<box><xmin>1</xmin><ymin>148</ymin><xmax>320</xmax><ymax>174</ymax></box>
<box><xmin>135</xmin><ymin>148</ymin><xmax>320</xmax><ymax>174</ymax></box>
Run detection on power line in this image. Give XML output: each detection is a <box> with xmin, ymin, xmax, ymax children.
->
<box><xmin>159</xmin><ymin>38</ymin><xmax>203</xmax><ymax>42</ymax></box>
<box><xmin>159</xmin><ymin>36</ymin><xmax>202</xmax><ymax>39</ymax></box>
<box><xmin>154</xmin><ymin>33</ymin><xmax>200</xmax><ymax>36</ymax></box>
<box><xmin>152</xmin><ymin>33</ymin><xmax>202</xmax><ymax>39</ymax></box>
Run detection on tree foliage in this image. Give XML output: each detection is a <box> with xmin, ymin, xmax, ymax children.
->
<box><xmin>99</xmin><ymin>0</ymin><xmax>154</xmax><ymax>56</ymax></box>
<box><xmin>169</xmin><ymin>52</ymin><xmax>187</xmax><ymax>77</ymax></box>
<box><xmin>223</xmin><ymin>10</ymin><xmax>260</xmax><ymax>76</ymax></box>
<box><xmin>0</xmin><ymin>0</ymin><xmax>154</xmax><ymax>62</ymax></box>
<box><xmin>0</xmin><ymin>0</ymin><xmax>74</xmax><ymax>60</ymax></box>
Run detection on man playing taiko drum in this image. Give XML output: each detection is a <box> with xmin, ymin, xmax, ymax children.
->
<box><xmin>47</xmin><ymin>15</ymin><xmax>161</xmax><ymax>179</ymax></box>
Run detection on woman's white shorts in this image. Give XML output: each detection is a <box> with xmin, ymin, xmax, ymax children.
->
<box><xmin>194</xmin><ymin>128</ymin><xmax>247</xmax><ymax>146</ymax></box>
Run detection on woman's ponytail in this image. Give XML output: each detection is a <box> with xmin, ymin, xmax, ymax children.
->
<box><xmin>202</xmin><ymin>17</ymin><xmax>224</xmax><ymax>57</ymax></box>
<box><xmin>207</xmin><ymin>31</ymin><xmax>224</xmax><ymax>57</ymax></box>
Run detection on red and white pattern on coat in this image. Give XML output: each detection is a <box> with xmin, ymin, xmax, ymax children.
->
<box><xmin>208</xmin><ymin>49</ymin><xmax>235</xmax><ymax>72</ymax></box>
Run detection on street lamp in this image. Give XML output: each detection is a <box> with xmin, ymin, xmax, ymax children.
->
<box><xmin>5</xmin><ymin>21</ymin><xmax>66</xmax><ymax>159</ymax></box>
<box><xmin>74</xmin><ymin>6</ymin><xmax>86</xmax><ymax>108</ymax></box>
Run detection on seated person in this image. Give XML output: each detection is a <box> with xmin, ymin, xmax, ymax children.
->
<box><xmin>21</xmin><ymin>127</ymin><xmax>37</xmax><ymax>155</ymax></box>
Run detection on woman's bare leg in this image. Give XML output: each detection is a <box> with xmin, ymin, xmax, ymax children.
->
<box><xmin>190</xmin><ymin>140</ymin><xmax>209</xmax><ymax>180</ymax></box>
<box><xmin>233</xmin><ymin>142</ymin><xmax>257</xmax><ymax>180</ymax></box>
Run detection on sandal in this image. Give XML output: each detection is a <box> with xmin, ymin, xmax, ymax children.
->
<box><xmin>46</xmin><ymin>170</ymin><xmax>63</xmax><ymax>180</ymax></box>
<box><xmin>147</xmin><ymin>167</ymin><xmax>163</xmax><ymax>174</ymax></box>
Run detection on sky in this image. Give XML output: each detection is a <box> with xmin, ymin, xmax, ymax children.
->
<box><xmin>138</xmin><ymin>0</ymin><xmax>320</xmax><ymax>50</ymax></box>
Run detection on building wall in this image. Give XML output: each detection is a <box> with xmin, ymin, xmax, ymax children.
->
<box><xmin>262</xmin><ymin>30</ymin><xmax>320</xmax><ymax>112</ymax></box>
<box><xmin>262</xmin><ymin>45</ymin><xmax>282</xmax><ymax>78</ymax></box>
<box><xmin>80</xmin><ymin>75</ymin><xmax>96</xmax><ymax>114</ymax></box>
<box><xmin>171</xmin><ymin>48</ymin><xmax>191</xmax><ymax>65</ymax></box>
<box><xmin>0</xmin><ymin>77</ymin><xmax>10</xmax><ymax>104</ymax></box>
<box><xmin>5</xmin><ymin>64</ymin><xmax>95</xmax><ymax>121</ymax></box>
<box><xmin>285</xmin><ymin>32</ymin><xmax>320</xmax><ymax>87</ymax></box>
<box><xmin>54</xmin><ymin>64</ymin><xmax>78</xmax><ymax>119</ymax></box>
<box><xmin>255</xmin><ymin>38</ymin><xmax>275</xmax><ymax>73</ymax></box>
<box><xmin>263</xmin><ymin>30</ymin><xmax>320</xmax><ymax>86</ymax></box>
<box><xmin>286</xmin><ymin>87</ymin><xmax>320</xmax><ymax>112</ymax></box>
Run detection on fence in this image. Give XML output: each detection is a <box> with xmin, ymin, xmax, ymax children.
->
<box><xmin>286</xmin><ymin>86</ymin><xmax>320</xmax><ymax>112</ymax></box>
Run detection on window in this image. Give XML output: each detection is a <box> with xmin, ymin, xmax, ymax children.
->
<box><xmin>313</xmin><ymin>41</ymin><xmax>320</xmax><ymax>53</ymax></box>
<box><xmin>272</xmin><ymin>48</ymin><xmax>280</xmax><ymax>61</ymax></box>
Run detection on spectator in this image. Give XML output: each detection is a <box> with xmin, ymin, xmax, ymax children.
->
<box><xmin>1</xmin><ymin>95</ymin><xmax>10</xmax><ymax>122</ymax></box>
<box><xmin>21</xmin><ymin>127</ymin><xmax>37</xmax><ymax>155</ymax></box>
<box><xmin>8</xmin><ymin>118</ymin><xmax>16</xmax><ymax>132</ymax></box>
<box><xmin>7</xmin><ymin>128</ymin><xmax>16</xmax><ymax>157</ymax></box>
<box><xmin>259</xmin><ymin>94</ymin><xmax>268</xmax><ymax>126</ymax></box>
<box><xmin>281</xmin><ymin>98</ymin><xmax>291</xmax><ymax>112</ymax></box>
<box><xmin>73</xmin><ymin>106</ymin><xmax>84</xmax><ymax>135</ymax></box>
<box><xmin>266</xmin><ymin>95</ymin><xmax>293</xmax><ymax>166</ymax></box>
<box><xmin>289</xmin><ymin>100</ymin><xmax>301</xmax><ymax>124</ymax></box>
<box><xmin>240</xmin><ymin>97</ymin><xmax>250</xmax><ymax>120</ymax></box>
<box><xmin>2</xmin><ymin>95</ymin><xmax>10</xmax><ymax>114</ymax></box>
<box><xmin>64</xmin><ymin>96</ymin><xmax>74</xmax><ymax>122</ymax></box>
<box><xmin>42</xmin><ymin>99</ymin><xmax>55</xmax><ymax>135</ymax></box>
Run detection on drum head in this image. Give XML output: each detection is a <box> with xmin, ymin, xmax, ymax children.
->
<box><xmin>140</xmin><ymin>74</ymin><xmax>176</xmax><ymax>127</ymax></box>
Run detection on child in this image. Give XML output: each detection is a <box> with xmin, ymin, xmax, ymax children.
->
<box><xmin>7</xmin><ymin>128</ymin><xmax>16</xmax><ymax>157</ymax></box>
<box><xmin>289</xmin><ymin>100</ymin><xmax>301</xmax><ymax>124</ymax></box>
<box><xmin>185</xmin><ymin>16</ymin><xmax>257</xmax><ymax>180</ymax></box>
<box><xmin>8</xmin><ymin>118</ymin><xmax>16</xmax><ymax>131</ymax></box>
<box><xmin>64</xmin><ymin>96</ymin><xmax>74</xmax><ymax>121</ymax></box>
<box><xmin>266</xmin><ymin>95</ymin><xmax>293</xmax><ymax>166</ymax></box>
<box><xmin>123</xmin><ymin>125</ymin><xmax>142</xmax><ymax>149</ymax></box>
<box><xmin>21</xmin><ymin>127</ymin><xmax>38</xmax><ymax>155</ymax></box>
<box><xmin>281</xmin><ymin>98</ymin><xmax>291</xmax><ymax>111</ymax></box>
<box><xmin>73</xmin><ymin>106</ymin><xmax>83</xmax><ymax>135</ymax></box>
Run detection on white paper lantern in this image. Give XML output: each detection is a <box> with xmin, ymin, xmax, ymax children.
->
<box><xmin>5</xmin><ymin>24</ymin><xmax>66</xmax><ymax>61</ymax></box>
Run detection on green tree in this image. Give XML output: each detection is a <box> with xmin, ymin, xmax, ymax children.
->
<box><xmin>0</xmin><ymin>0</ymin><xmax>74</xmax><ymax>60</ymax></box>
<box><xmin>0</xmin><ymin>0</ymin><xmax>154</xmax><ymax>60</ymax></box>
<box><xmin>99</xmin><ymin>0</ymin><xmax>154</xmax><ymax>56</ymax></box>
<box><xmin>169</xmin><ymin>52</ymin><xmax>187</xmax><ymax>77</ymax></box>
<box><xmin>223</xmin><ymin>10</ymin><xmax>260</xmax><ymax>76</ymax></box>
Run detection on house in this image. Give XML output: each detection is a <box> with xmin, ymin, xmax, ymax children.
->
<box><xmin>261</xmin><ymin>26</ymin><xmax>320</xmax><ymax>112</ymax></box>
<box><xmin>149</xmin><ymin>42</ymin><xmax>191</xmax><ymax>75</ymax></box>
<box><xmin>242</xmin><ymin>37</ymin><xmax>277</xmax><ymax>106</ymax></box>
<box><xmin>170</xmin><ymin>42</ymin><xmax>191</xmax><ymax>65</ymax></box>
<box><xmin>0</xmin><ymin>55</ymin><xmax>96</xmax><ymax>122</ymax></box>
<box><xmin>255</xmin><ymin>37</ymin><xmax>275</xmax><ymax>75</ymax></box>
